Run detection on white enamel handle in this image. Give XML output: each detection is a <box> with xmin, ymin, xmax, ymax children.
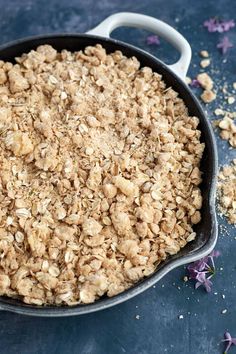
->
<box><xmin>87</xmin><ymin>12</ymin><xmax>191</xmax><ymax>80</ymax></box>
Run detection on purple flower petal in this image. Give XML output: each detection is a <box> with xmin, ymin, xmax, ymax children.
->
<box><xmin>224</xmin><ymin>340</ymin><xmax>232</xmax><ymax>354</ymax></box>
<box><xmin>222</xmin><ymin>332</ymin><xmax>236</xmax><ymax>353</ymax></box>
<box><xmin>190</xmin><ymin>79</ymin><xmax>201</xmax><ymax>88</ymax></box>
<box><xmin>146</xmin><ymin>35</ymin><xmax>160</xmax><ymax>45</ymax></box>
<box><xmin>224</xmin><ymin>332</ymin><xmax>232</xmax><ymax>341</ymax></box>
<box><xmin>187</xmin><ymin>268</ymin><xmax>198</xmax><ymax>279</ymax></box>
<box><xmin>195</xmin><ymin>281</ymin><xmax>202</xmax><ymax>290</ymax></box>
<box><xmin>187</xmin><ymin>250</ymin><xmax>220</xmax><ymax>292</ymax></box>
<box><xmin>195</xmin><ymin>271</ymin><xmax>207</xmax><ymax>283</ymax></box>
<box><xmin>210</xmin><ymin>250</ymin><xmax>220</xmax><ymax>258</ymax></box>
<box><xmin>194</xmin><ymin>272</ymin><xmax>212</xmax><ymax>292</ymax></box>
<box><xmin>204</xmin><ymin>18</ymin><xmax>235</xmax><ymax>33</ymax></box>
<box><xmin>187</xmin><ymin>260</ymin><xmax>207</xmax><ymax>279</ymax></box>
<box><xmin>204</xmin><ymin>277</ymin><xmax>213</xmax><ymax>292</ymax></box>
<box><xmin>221</xmin><ymin>19</ymin><xmax>235</xmax><ymax>32</ymax></box>
<box><xmin>204</xmin><ymin>18</ymin><xmax>218</xmax><ymax>32</ymax></box>
<box><xmin>217</xmin><ymin>36</ymin><xmax>233</xmax><ymax>54</ymax></box>
<box><xmin>193</xmin><ymin>257</ymin><xmax>209</xmax><ymax>271</ymax></box>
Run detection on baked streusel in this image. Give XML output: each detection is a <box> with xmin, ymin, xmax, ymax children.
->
<box><xmin>0</xmin><ymin>44</ymin><xmax>204</xmax><ymax>305</ymax></box>
<box><xmin>218</xmin><ymin>161</ymin><xmax>236</xmax><ymax>224</ymax></box>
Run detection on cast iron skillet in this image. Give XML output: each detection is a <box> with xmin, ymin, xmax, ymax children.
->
<box><xmin>0</xmin><ymin>13</ymin><xmax>218</xmax><ymax>316</ymax></box>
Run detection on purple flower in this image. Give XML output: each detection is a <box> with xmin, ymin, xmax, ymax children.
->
<box><xmin>217</xmin><ymin>36</ymin><xmax>233</xmax><ymax>54</ymax></box>
<box><xmin>210</xmin><ymin>250</ymin><xmax>220</xmax><ymax>258</ymax></box>
<box><xmin>222</xmin><ymin>332</ymin><xmax>236</xmax><ymax>354</ymax></box>
<box><xmin>204</xmin><ymin>18</ymin><xmax>219</xmax><ymax>32</ymax></box>
<box><xmin>195</xmin><ymin>272</ymin><xmax>213</xmax><ymax>293</ymax></box>
<box><xmin>187</xmin><ymin>256</ymin><xmax>208</xmax><ymax>274</ymax></box>
<box><xmin>221</xmin><ymin>20</ymin><xmax>235</xmax><ymax>32</ymax></box>
<box><xmin>146</xmin><ymin>35</ymin><xmax>160</xmax><ymax>45</ymax></box>
<box><xmin>204</xmin><ymin>18</ymin><xmax>235</xmax><ymax>33</ymax></box>
<box><xmin>190</xmin><ymin>79</ymin><xmax>201</xmax><ymax>88</ymax></box>
<box><xmin>187</xmin><ymin>250</ymin><xmax>220</xmax><ymax>292</ymax></box>
<box><xmin>208</xmin><ymin>250</ymin><xmax>220</xmax><ymax>272</ymax></box>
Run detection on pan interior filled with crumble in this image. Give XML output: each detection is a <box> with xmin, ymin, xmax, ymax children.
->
<box><xmin>0</xmin><ymin>44</ymin><xmax>204</xmax><ymax>305</ymax></box>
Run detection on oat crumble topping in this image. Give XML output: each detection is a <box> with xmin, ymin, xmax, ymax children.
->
<box><xmin>218</xmin><ymin>161</ymin><xmax>236</xmax><ymax>224</ymax></box>
<box><xmin>218</xmin><ymin>116</ymin><xmax>236</xmax><ymax>147</ymax></box>
<box><xmin>197</xmin><ymin>73</ymin><xmax>216</xmax><ymax>103</ymax></box>
<box><xmin>0</xmin><ymin>44</ymin><xmax>204</xmax><ymax>305</ymax></box>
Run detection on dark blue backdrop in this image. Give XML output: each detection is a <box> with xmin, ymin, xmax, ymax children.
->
<box><xmin>0</xmin><ymin>1</ymin><xmax>235</xmax><ymax>353</ymax></box>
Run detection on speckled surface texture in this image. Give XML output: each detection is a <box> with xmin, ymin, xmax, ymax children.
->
<box><xmin>0</xmin><ymin>1</ymin><xmax>235</xmax><ymax>353</ymax></box>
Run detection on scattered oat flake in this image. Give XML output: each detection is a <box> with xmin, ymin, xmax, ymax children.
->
<box><xmin>135</xmin><ymin>315</ymin><xmax>140</xmax><ymax>320</ymax></box>
<box><xmin>215</xmin><ymin>108</ymin><xmax>225</xmax><ymax>116</ymax></box>
<box><xmin>228</xmin><ymin>97</ymin><xmax>235</xmax><ymax>104</ymax></box>
<box><xmin>218</xmin><ymin>117</ymin><xmax>236</xmax><ymax>147</ymax></box>
<box><xmin>201</xmin><ymin>90</ymin><xmax>216</xmax><ymax>103</ymax></box>
<box><xmin>200</xmin><ymin>50</ymin><xmax>209</xmax><ymax>58</ymax></box>
<box><xmin>222</xmin><ymin>309</ymin><xmax>228</xmax><ymax>314</ymax></box>
<box><xmin>178</xmin><ymin>315</ymin><xmax>184</xmax><ymax>319</ymax></box>
<box><xmin>185</xmin><ymin>76</ymin><xmax>192</xmax><ymax>85</ymax></box>
<box><xmin>200</xmin><ymin>59</ymin><xmax>210</xmax><ymax>68</ymax></box>
<box><xmin>197</xmin><ymin>73</ymin><xmax>213</xmax><ymax>90</ymax></box>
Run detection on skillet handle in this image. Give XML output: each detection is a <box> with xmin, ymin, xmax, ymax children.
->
<box><xmin>87</xmin><ymin>12</ymin><xmax>191</xmax><ymax>80</ymax></box>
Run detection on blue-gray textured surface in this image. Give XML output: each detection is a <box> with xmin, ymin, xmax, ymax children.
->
<box><xmin>0</xmin><ymin>0</ymin><xmax>235</xmax><ymax>353</ymax></box>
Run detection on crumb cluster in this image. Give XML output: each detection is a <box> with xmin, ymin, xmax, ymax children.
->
<box><xmin>218</xmin><ymin>116</ymin><xmax>236</xmax><ymax>147</ymax></box>
<box><xmin>197</xmin><ymin>72</ymin><xmax>216</xmax><ymax>103</ymax></box>
<box><xmin>0</xmin><ymin>44</ymin><xmax>204</xmax><ymax>305</ymax></box>
<box><xmin>218</xmin><ymin>161</ymin><xmax>236</xmax><ymax>224</ymax></box>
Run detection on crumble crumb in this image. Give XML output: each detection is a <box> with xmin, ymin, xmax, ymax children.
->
<box><xmin>200</xmin><ymin>50</ymin><xmax>209</xmax><ymax>58</ymax></box>
<box><xmin>218</xmin><ymin>117</ymin><xmax>236</xmax><ymax>148</ymax></box>
<box><xmin>201</xmin><ymin>89</ymin><xmax>216</xmax><ymax>103</ymax></box>
<box><xmin>185</xmin><ymin>76</ymin><xmax>192</xmax><ymax>85</ymax></box>
<box><xmin>214</xmin><ymin>108</ymin><xmax>224</xmax><ymax>116</ymax></box>
<box><xmin>197</xmin><ymin>73</ymin><xmax>213</xmax><ymax>90</ymax></box>
<box><xmin>200</xmin><ymin>59</ymin><xmax>211</xmax><ymax>68</ymax></box>
<box><xmin>217</xmin><ymin>160</ymin><xmax>236</xmax><ymax>224</ymax></box>
<box><xmin>228</xmin><ymin>97</ymin><xmax>235</xmax><ymax>105</ymax></box>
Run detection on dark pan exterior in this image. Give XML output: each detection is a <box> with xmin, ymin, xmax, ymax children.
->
<box><xmin>0</xmin><ymin>34</ymin><xmax>218</xmax><ymax>316</ymax></box>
